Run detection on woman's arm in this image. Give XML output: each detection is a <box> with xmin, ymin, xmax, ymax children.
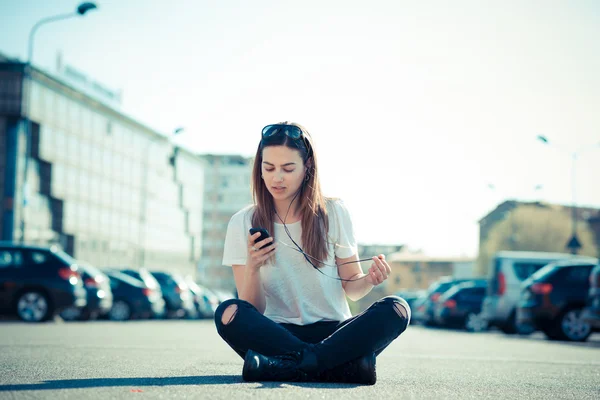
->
<box><xmin>338</xmin><ymin>254</ymin><xmax>392</xmax><ymax>302</ymax></box>
<box><xmin>232</xmin><ymin>265</ymin><xmax>266</xmax><ymax>314</ymax></box>
<box><xmin>231</xmin><ymin>231</ymin><xmax>276</xmax><ymax>314</ymax></box>
<box><xmin>337</xmin><ymin>254</ymin><xmax>373</xmax><ymax>301</ymax></box>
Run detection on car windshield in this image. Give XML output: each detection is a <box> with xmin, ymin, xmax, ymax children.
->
<box><xmin>186</xmin><ymin>279</ymin><xmax>201</xmax><ymax>292</ymax></box>
<box><xmin>439</xmin><ymin>286</ymin><xmax>460</xmax><ymax>300</ymax></box>
<box><xmin>80</xmin><ymin>263</ymin><xmax>104</xmax><ymax>278</ymax></box>
<box><xmin>428</xmin><ymin>280</ymin><xmax>447</xmax><ymax>292</ymax></box>
<box><xmin>53</xmin><ymin>249</ymin><xmax>77</xmax><ymax>266</ymax></box>
<box><xmin>107</xmin><ymin>271</ymin><xmax>145</xmax><ymax>287</ymax></box>
<box><xmin>434</xmin><ymin>281</ymin><xmax>454</xmax><ymax>293</ymax></box>
<box><xmin>528</xmin><ymin>264</ymin><xmax>558</xmax><ymax>282</ymax></box>
<box><xmin>138</xmin><ymin>271</ymin><xmax>160</xmax><ymax>289</ymax></box>
<box><xmin>153</xmin><ymin>273</ymin><xmax>180</xmax><ymax>288</ymax></box>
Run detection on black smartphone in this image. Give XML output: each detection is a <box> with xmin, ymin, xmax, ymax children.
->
<box><xmin>249</xmin><ymin>227</ymin><xmax>272</xmax><ymax>248</ymax></box>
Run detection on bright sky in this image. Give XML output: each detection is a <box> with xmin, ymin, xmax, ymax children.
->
<box><xmin>2</xmin><ymin>0</ymin><xmax>599</xmax><ymax>257</ymax></box>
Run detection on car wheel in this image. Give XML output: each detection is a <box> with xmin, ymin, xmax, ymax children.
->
<box><xmin>16</xmin><ymin>291</ymin><xmax>52</xmax><ymax>322</ymax></box>
<box><xmin>108</xmin><ymin>300</ymin><xmax>132</xmax><ymax>321</ymax></box>
<box><xmin>465</xmin><ymin>312</ymin><xmax>488</xmax><ymax>332</ymax></box>
<box><xmin>555</xmin><ymin>308</ymin><xmax>592</xmax><ymax>342</ymax></box>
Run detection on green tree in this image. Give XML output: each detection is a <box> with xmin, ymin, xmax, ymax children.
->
<box><xmin>476</xmin><ymin>205</ymin><xmax>598</xmax><ymax>276</ymax></box>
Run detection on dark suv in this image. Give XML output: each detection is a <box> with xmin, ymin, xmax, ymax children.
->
<box><xmin>421</xmin><ymin>277</ymin><xmax>483</xmax><ymax>325</ymax></box>
<box><xmin>149</xmin><ymin>271</ymin><xmax>196</xmax><ymax>319</ymax></box>
<box><xmin>517</xmin><ymin>258</ymin><xmax>598</xmax><ymax>342</ymax></box>
<box><xmin>0</xmin><ymin>244</ymin><xmax>87</xmax><ymax>322</ymax></box>
<box><xmin>102</xmin><ymin>270</ymin><xmax>165</xmax><ymax>321</ymax></box>
<box><xmin>118</xmin><ymin>268</ymin><xmax>166</xmax><ymax>319</ymax></box>
<box><xmin>434</xmin><ymin>281</ymin><xmax>488</xmax><ymax>332</ymax></box>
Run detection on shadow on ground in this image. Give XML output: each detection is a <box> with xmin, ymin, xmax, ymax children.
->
<box><xmin>0</xmin><ymin>376</ymin><xmax>361</xmax><ymax>391</ymax></box>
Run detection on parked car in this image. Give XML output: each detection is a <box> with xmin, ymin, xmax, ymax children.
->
<box><xmin>185</xmin><ymin>277</ymin><xmax>218</xmax><ymax>319</ymax></box>
<box><xmin>211</xmin><ymin>288</ymin><xmax>236</xmax><ymax>304</ymax></box>
<box><xmin>0</xmin><ymin>243</ymin><xmax>87</xmax><ymax>322</ymax></box>
<box><xmin>517</xmin><ymin>258</ymin><xmax>599</xmax><ymax>342</ymax></box>
<box><xmin>482</xmin><ymin>251</ymin><xmax>577</xmax><ymax>334</ymax></box>
<box><xmin>61</xmin><ymin>263</ymin><xmax>113</xmax><ymax>321</ymax></box>
<box><xmin>434</xmin><ymin>281</ymin><xmax>488</xmax><ymax>332</ymax></box>
<box><xmin>582</xmin><ymin>263</ymin><xmax>600</xmax><ymax>329</ymax></box>
<box><xmin>421</xmin><ymin>277</ymin><xmax>483</xmax><ymax>326</ymax></box>
<box><xmin>149</xmin><ymin>271</ymin><xmax>197</xmax><ymax>319</ymax></box>
<box><xmin>102</xmin><ymin>270</ymin><xmax>165</xmax><ymax>321</ymax></box>
<box><xmin>395</xmin><ymin>290</ymin><xmax>427</xmax><ymax>310</ymax></box>
<box><xmin>409</xmin><ymin>292</ymin><xmax>429</xmax><ymax>324</ymax></box>
<box><xmin>119</xmin><ymin>268</ymin><xmax>165</xmax><ymax>318</ymax></box>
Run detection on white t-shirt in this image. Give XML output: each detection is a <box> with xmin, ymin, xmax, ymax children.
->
<box><xmin>222</xmin><ymin>199</ymin><xmax>357</xmax><ymax>325</ymax></box>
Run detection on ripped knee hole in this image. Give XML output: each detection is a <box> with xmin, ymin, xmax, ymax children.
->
<box><xmin>221</xmin><ymin>304</ymin><xmax>238</xmax><ymax>325</ymax></box>
<box><xmin>393</xmin><ymin>302</ymin><xmax>409</xmax><ymax>319</ymax></box>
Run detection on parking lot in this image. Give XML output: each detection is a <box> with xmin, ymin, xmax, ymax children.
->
<box><xmin>1</xmin><ymin>319</ymin><xmax>599</xmax><ymax>399</ymax></box>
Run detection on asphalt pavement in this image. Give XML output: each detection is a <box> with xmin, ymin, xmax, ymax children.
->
<box><xmin>1</xmin><ymin>319</ymin><xmax>599</xmax><ymax>399</ymax></box>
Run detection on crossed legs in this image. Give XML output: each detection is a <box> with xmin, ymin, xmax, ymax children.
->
<box><xmin>215</xmin><ymin>296</ymin><xmax>410</xmax><ymax>373</ymax></box>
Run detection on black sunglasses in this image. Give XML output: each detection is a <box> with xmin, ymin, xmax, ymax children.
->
<box><xmin>261</xmin><ymin>124</ymin><xmax>303</xmax><ymax>140</ymax></box>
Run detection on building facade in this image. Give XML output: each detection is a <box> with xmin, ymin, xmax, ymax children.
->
<box><xmin>386</xmin><ymin>252</ymin><xmax>475</xmax><ymax>292</ymax></box>
<box><xmin>357</xmin><ymin>244</ymin><xmax>404</xmax><ymax>260</ymax></box>
<box><xmin>0</xmin><ymin>60</ymin><xmax>203</xmax><ymax>276</ymax></box>
<box><xmin>477</xmin><ymin>200</ymin><xmax>600</xmax><ymax>273</ymax></box>
<box><xmin>197</xmin><ymin>154</ymin><xmax>253</xmax><ymax>291</ymax></box>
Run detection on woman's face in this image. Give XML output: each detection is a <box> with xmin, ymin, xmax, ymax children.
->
<box><xmin>261</xmin><ymin>145</ymin><xmax>306</xmax><ymax>203</ymax></box>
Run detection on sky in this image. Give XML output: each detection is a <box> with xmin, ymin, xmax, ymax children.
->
<box><xmin>1</xmin><ymin>0</ymin><xmax>599</xmax><ymax>257</ymax></box>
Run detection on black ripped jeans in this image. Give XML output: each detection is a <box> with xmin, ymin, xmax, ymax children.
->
<box><xmin>214</xmin><ymin>296</ymin><xmax>410</xmax><ymax>373</ymax></box>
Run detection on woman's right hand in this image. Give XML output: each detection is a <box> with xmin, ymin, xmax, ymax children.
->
<box><xmin>247</xmin><ymin>232</ymin><xmax>276</xmax><ymax>270</ymax></box>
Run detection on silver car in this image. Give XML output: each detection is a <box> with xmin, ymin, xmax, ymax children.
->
<box><xmin>481</xmin><ymin>251</ymin><xmax>580</xmax><ymax>334</ymax></box>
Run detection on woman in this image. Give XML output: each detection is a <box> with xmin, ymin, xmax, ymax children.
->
<box><xmin>215</xmin><ymin>122</ymin><xmax>410</xmax><ymax>384</ymax></box>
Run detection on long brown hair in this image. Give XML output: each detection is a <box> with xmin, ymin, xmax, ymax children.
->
<box><xmin>251</xmin><ymin>122</ymin><xmax>330</xmax><ymax>266</ymax></box>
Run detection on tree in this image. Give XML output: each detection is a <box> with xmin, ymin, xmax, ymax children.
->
<box><xmin>476</xmin><ymin>205</ymin><xmax>598</xmax><ymax>276</ymax></box>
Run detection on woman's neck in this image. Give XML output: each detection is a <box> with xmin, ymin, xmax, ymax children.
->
<box><xmin>273</xmin><ymin>201</ymin><xmax>301</xmax><ymax>224</ymax></box>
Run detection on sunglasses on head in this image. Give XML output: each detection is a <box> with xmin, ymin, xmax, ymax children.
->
<box><xmin>261</xmin><ymin>124</ymin><xmax>303</xmax><ymax>140</ymax></box>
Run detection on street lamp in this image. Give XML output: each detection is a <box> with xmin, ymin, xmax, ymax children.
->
<box><xmin>537</xmin><ymin>135</ymin><xmax>600</xmax><ymax>254</ymax></box>
<box><xmin>19</xmin><ymin>2</ymin><xmax>98</xmax><ymax>243</ymax></box>
<box><xmin>138</xmin><ymin>128</ymin><xmax>186</xmax><ymax>268</ymax></box>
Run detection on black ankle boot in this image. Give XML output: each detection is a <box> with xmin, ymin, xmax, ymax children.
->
<box><xmin>242</xmin><ymin>350</ymin><xmax>315</xmax><ymax>382</ymax></box>
<box><xmin>315</xmin><ymin>353</ymin><xmax>376</xmax><ymax>385</ymax></box>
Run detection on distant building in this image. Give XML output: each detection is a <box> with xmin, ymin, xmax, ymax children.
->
<box><xmin>357</xmin><ymin>244</ymin><xmax>404</xmax><ymax>259</ymax></box>
<box><xmin>386</xmin><ymin>252</ymin><xmax>476</xmax><ymax>292</ymax></box>
<box><xmin>0</xmin><ymin>58</ymin><xmax>203</xmax><ymax>276</ymax></box>
<box><xmin>476</xmin><ymin>200</ymin><xmax>600</xmax><ymax>275</ymax></box>
<box><xmin>477</xmin><ymin>200</ymin><xmax>600</xmax><ymax>274</ymax></box>
<box><xmin>197</xmin><ymin>154</ymin><xmax>252</xmax><ymax>290</ymax></box>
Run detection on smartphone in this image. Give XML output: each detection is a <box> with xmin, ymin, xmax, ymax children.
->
<box><xmin>249</xmin><ymin>227</ymin><xmax>272</xmax><ymax>248</ymax></box>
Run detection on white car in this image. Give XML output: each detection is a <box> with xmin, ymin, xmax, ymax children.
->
<box><xmin>481</xmin><ymin>251</ymin><xmax>583</xmax><ymax>334</ymax></box>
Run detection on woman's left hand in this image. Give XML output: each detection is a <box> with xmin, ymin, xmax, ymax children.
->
<box><xmin>366</xmin><ymin>254</ymin><xmax>392</xmax><ymax>286</ymax></box>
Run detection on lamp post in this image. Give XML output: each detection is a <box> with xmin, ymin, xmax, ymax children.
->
<box><xmin>537</xmin><ymin>135</ymin><xmax>600</xmax><ymax>254</ymax></box>
<box><xmin>19</xmin><ymin>2</ymin><xmax>98</xmax><ymax>243</ymax></box>
<box><xmin>138</xmin><ymin>127</ymin><xmax>185</xmax><ymax>268</ymax></box>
